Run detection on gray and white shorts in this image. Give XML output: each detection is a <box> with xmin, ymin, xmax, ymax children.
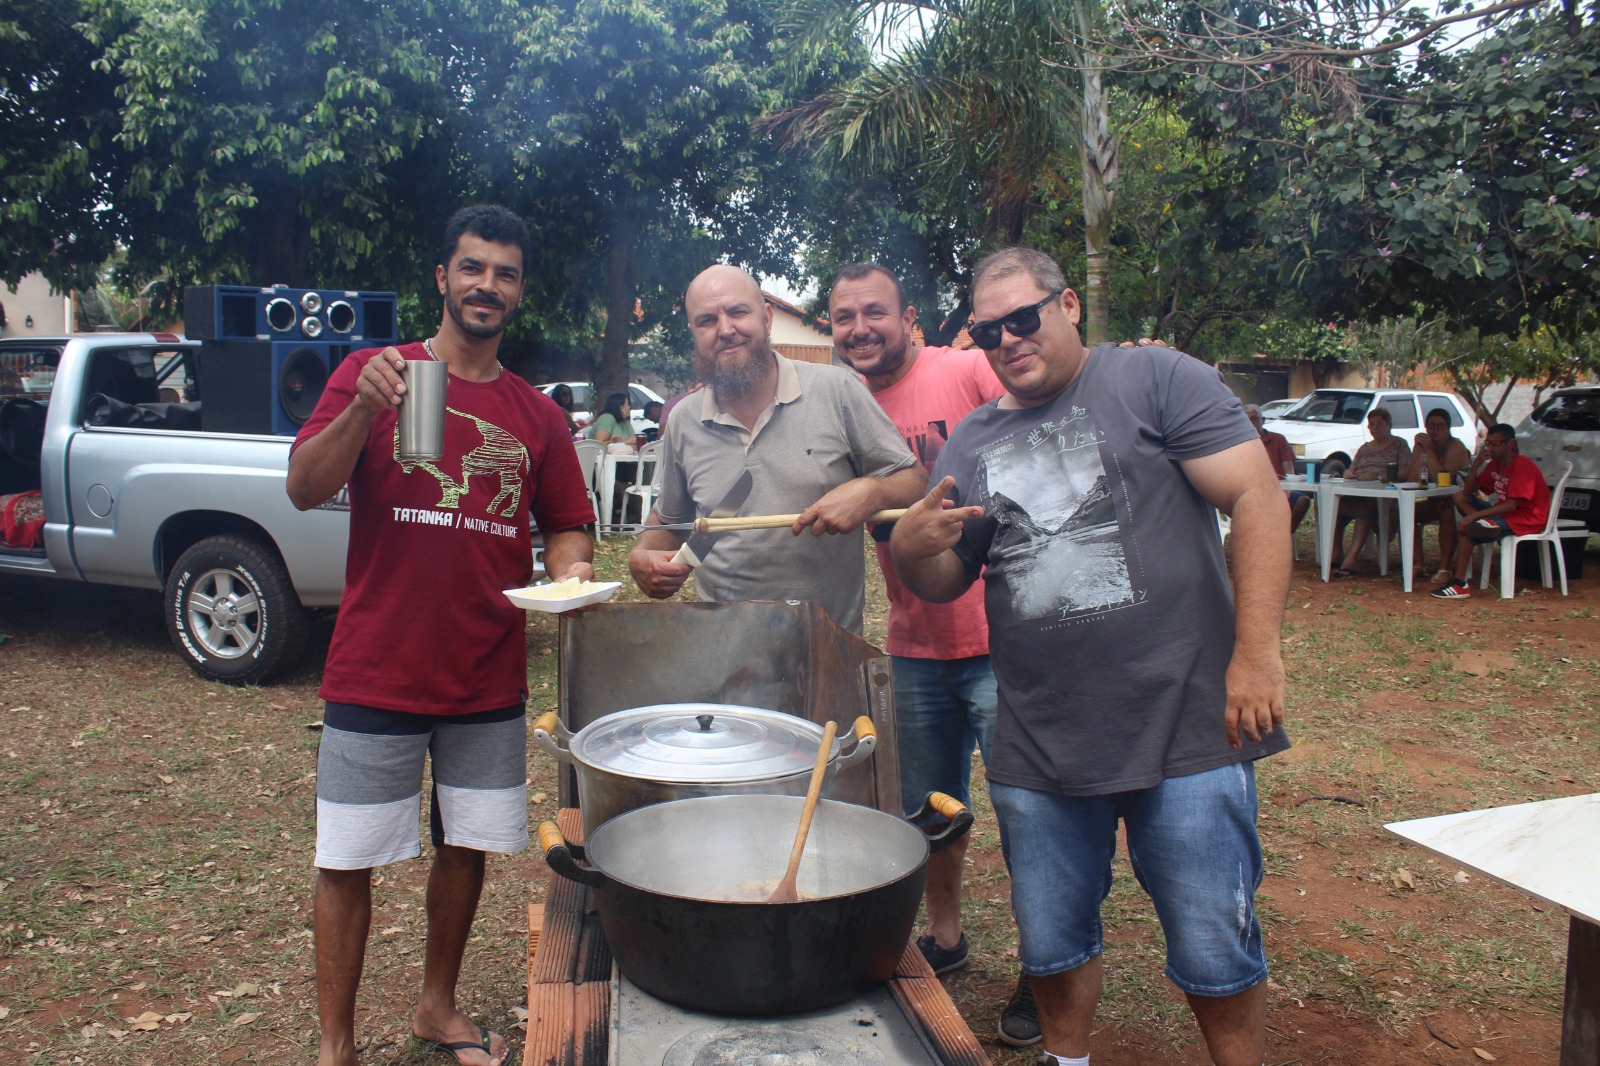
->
<box><xmin>315</xmin><ymin>701</ymin><xmax>529</xmax><ymax>870</ymax></box>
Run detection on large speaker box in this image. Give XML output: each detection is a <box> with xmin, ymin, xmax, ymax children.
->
<box><xmin>200</xmin><ymin>340</ymin><xmax>349</xmax><ymax>435</ymax></box>
<box><xmin>185</xmin><ymin>285</ymin><xmax>398</xmax><ymax>344</ymax></box>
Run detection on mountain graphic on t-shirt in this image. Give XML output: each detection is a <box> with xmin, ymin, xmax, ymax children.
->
<box><xmin>990</xmin><ymin>474</ymin><xmax>1115</xmax><ymax>537</ymax></box>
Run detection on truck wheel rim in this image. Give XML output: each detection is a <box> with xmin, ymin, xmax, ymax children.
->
<box><xmin>184</xmin><ymin>567</ymin><xmax>262</xmax><ymax>660</ymax></box>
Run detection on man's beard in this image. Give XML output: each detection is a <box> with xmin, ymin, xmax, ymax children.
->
<box><xmin>445</xmin><ymin>282</ymin><xmax>514</xmax><ymax>339</ymax></box>
<box><xmin>704</xmin><ymin>342</ymin><xmax>772</xmax><ymax>402</ymax></box>
<box><xmin>848</xmin><ymin>333</ymin><xmax>909</xmax><ymax>378</ymax></box>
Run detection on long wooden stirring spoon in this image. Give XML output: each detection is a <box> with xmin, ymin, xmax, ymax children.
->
<box><xmin>769</xmin><ymin>720</ymin><xmax>838</xmax><ymax>903</ymax></box>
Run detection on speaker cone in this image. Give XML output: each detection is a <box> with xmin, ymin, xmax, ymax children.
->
<box><xmin>326</xmin><ymin>300</ymin><xmax>356</xmax><ymax>334</ymax></box>
<box><xmin>299</xmin><ymin>291</ymin><xmax>323</xmax><ymax>314</ymax></box>
<box><xmin>302</xmin><ymin>315</ymin><xmax>324</xmax><ymax>338</ymax></box>
<box><xmin>265</xmin><ymin>298</ymin><xmax>297</xmax><ymax>333</ymax></box>
<box><xmin>278</xmin><ymin>347</ymin><xmax>330</xmax><ymax>425</ymax></box>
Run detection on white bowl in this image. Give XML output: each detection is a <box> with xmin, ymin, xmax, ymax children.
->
<box><xmin>1283</xmin><ymin>474</ymin><xmax>1307</xmax><ymax>483</ymax></box>
<box><xmin>503</xmin><ymin>580</ymin><xmax>622</xmax><ymax>613</ymax></box>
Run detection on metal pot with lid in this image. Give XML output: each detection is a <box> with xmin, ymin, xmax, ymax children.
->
<box><xmin>533</xmin><ymin>703</ymin><xmax>878</xmax><ymax>833</ymax></box>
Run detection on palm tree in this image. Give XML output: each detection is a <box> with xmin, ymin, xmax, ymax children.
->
<box><xmin>767</xmin><ymin>0</ymin><xmax>1125</xmax><ymax>345</ymax></box>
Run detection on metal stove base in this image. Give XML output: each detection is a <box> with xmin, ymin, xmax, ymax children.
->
<box><xmin>612</xmin><ymin>970</ymin><xmax>943</xmax><ymax>1066</ymax></box>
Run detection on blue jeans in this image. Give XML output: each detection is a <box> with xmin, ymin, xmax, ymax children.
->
<box><xmin>990</xmin><ymin>762</ymin><xmax>1268</xmax><ymax>996</ymax></box>
<box><xmin>893</xmin><ymin>655</ymin><xmax>997</xmax><ymax>816</ymax></box>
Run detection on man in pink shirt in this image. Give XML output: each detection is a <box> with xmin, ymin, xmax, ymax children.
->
<box><xmin>828</xmin><ymin>263</ymin><xmax>1039</xmax><ymax>1047</ymax></box>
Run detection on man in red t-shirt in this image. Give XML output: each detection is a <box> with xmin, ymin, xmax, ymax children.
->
<box><xmin>828</xmin><ymin>263</ymin><xmax>1041</xmax><ymax>1046</ymax></box>
<box><xmin>288</xmin><ymin>205</ymin><xmax>595</xmax><ymax>1066</ymax></box>
<box><xmin>1245</xmin><ymin>404</ymin><xmax>1311</xmax><ymax>533</ymax></box>
<box><xmin>1431</xmin><ymin>423</ymin><xmax>1551</xmax><ymax>600</ymax></box>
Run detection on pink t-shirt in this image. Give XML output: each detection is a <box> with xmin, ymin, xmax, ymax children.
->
<box><xmin>869</xmin><ymin>347</ymin><xmax>1007</xmax><ymax>659</ymax></box>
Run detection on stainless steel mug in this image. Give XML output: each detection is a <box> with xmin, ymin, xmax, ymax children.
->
<box><xmin>397</xmin><ymin>359</ymin><xmax>448</xmax><ymax>461</ymax></box>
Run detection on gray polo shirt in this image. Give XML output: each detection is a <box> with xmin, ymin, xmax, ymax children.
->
<box><xmin>657</xmin><ymin>355</ymin><xmax>915</xmax><ymax>634</ymax></box>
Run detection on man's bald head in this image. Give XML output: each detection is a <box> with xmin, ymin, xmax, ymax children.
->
<box><xmin>684</xmin><ymin>263</ymin><xmax>775</xmax><ymax>403</ymax></box>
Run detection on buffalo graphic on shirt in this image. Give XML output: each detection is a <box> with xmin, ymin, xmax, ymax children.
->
<box><xmin>393</xmin><ymin>408</ymin><xmax>529</xmax><ymax>517</ymax></box>
<box><xmin>976</xmin><ymin>405</ymin><xmax>1134</xmax><ymax>622</ymax></box>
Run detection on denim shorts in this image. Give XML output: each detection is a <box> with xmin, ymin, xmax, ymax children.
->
<box><xmin>989</xmin><ymin>762</ymin><xmax>1268</xmax><ymax>996</ymax></box>
<box><xmin>1463</xmin><ymin>495</ymin><xmax>1511</xmax><ymax>539</ymax></box>
<box><xmin>892</xmin><ymin>655</ymin><xmax>997</xmax><ymax>816</ymax></box>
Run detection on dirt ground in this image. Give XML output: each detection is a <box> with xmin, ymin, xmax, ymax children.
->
<box><xmin>1</xmin><ymin>536</ymin><xmax>1595</xmax><ymax>1065</ymax></box>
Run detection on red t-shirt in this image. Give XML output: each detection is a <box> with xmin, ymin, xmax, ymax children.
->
<box><xmin>1483</xmin><ymin>454</ymin><xmax>1551</xmax><ymax>536</ymax></box>
<box><xmin>869</xmin><ymin>347</ymin><xmax>1007</xmax><ymax>659</ymax></box>
<box><xmin>1259</xmin><ymin>429</ymin><xmax>1295</xmax><ymax>477</ymax></box>
<box><xmin>293</xmin><ymin>343</ymin><xmax>595</xmax><ymax>714</ymax></box>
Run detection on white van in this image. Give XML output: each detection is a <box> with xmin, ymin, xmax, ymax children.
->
<box><xmin>1271</xmin><ymin>389</ymin><xmax>1482</xmax><ymax>476</ymax></box>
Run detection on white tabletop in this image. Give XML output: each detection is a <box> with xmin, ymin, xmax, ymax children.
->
<box><xmin>1386</xmin><ymin>793</ymin><xmax>1600</xmax><ymax>924</ymax></box>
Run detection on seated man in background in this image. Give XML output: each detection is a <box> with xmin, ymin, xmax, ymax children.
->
<box><xmin>1432</xmin><ymin>423</ymin><xmax>1551</xmax><ymax>600</ymax></box>
<box><xmin>1405</xmin><ymin>407</ymin><xmax>1474</xmax><ymax>584</ymax></box>
<box><xmin>1245</xmin><ymin>404</ymin><xmax>1311</xmax><ymax>534</ymax></box>
<box><xmin>641</xmin><ymin>399</ymin><xmax>665</xmax><ymax>443</ymax></box>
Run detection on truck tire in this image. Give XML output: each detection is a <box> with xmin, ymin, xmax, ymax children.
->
<box><xmin>165</xmin><ymin>535</ymin><xmax>310</xmax><ymax>684</ymax></box>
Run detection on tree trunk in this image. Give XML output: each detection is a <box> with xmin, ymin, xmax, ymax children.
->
<box><xmin>251</xmin><ymin>187</ymin><xmax>312</xmax><ymax>286</ymax></box>
<box><xmin>596</xmin><ymin>209</ymin><xmax>640</xmax><ymax>400</ymax></box>
<box><xmin>1079</xmin><ymin>60</ymin><xmax>1117</xmax><ymax>348</ymax></box>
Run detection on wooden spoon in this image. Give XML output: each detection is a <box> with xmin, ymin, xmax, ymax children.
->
<box><xmin>769</xmin><ymin>719</ymin><xmax>838</xmax><ymax>903</ymax></box>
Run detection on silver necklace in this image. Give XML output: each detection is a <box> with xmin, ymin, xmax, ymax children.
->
<box><xmin>423</xmin><ymin>336</ymin><xmax>503</xmax><ymax>377</ymax></box>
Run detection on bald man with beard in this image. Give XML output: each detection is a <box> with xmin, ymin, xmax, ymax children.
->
<box><xmin>626</xmin><ymin>264</ymin><xmax>923</xmax><ymax>635</ymax></box>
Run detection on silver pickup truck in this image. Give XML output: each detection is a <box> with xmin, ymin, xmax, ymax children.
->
<box><xmin>0</xmin><ymin>333</ymin><xmax>349</xmax><ymax>683</ymax></box>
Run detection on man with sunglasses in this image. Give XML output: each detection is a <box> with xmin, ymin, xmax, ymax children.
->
<box><xmin>891</xmin><ymin>247</ymin><xmax>1290</xmax><ymax>1066</ymax></box>
<box><xmin>828</xmin><ymin>263</ymin><xmax>1041</xmax><ymax>1045</ymax></box>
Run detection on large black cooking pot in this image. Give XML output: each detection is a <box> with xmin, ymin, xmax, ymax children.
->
<box><xmin>540</xmin><ymin>792</ymin><xmax>971</xmax><ymax>1015</ymax></box>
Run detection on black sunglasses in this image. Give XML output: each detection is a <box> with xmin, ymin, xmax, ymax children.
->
<box><xmin>970</xmin><ymin>291</ymin><xmax>1063</xmax><ymax>351</ymax></box>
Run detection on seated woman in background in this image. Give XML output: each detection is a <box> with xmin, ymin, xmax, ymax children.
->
<box><xmin>590</xmin><ymin>392</ymin><xmax>639</xmax><ymax>449</ymax></box>
<box><xmin>548</xmin><ymin>383</ymin><xmax>581</xmax><ymax>439</ymax></box>
<box><xmin>1333</xmin><ymin>407</ymin><xmax>1412</xmax><ymax>577</ymax></box>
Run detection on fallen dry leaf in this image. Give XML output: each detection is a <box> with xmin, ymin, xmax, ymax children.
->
<box><xmin>1473</xmin><ymin>1048</ymin><xmax>1496</xmax><ymax>1061</ymax></box>
<box><xmin>231</xmin><ymin>1012</ymin><xmax>261</xmax><ymax>1027</ymax></box>
<box><xmin>1393</xmin><ymin>868</ymin><xmax>1417</xmax><ymax>889</ymax></box>
<box><xmin>1453</xmin><ymin>871</ymin><xmax>1471</xmax><ymax>884</ymax></box>
<box><xmin>129</xmin><ymin>1010</ymin><xmax>162</xmax><ymax>1031</ymax></box>
<box><xmin>156</xmin><ymin>774</ymin><xmax>174</xmax><ymax>784</ymax></box>
<box><xmin>232</xmin><ymin>981</ymin><xmax>259</xmax><ymax>998</ymax></box>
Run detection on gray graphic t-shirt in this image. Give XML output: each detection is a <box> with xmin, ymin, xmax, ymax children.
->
<box><xmin>930</xmin><ymin>344</ymin><xmax>1290</xmax><ymax>795</ymax></box>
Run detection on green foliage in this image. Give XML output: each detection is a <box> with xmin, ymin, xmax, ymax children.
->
<box><xmin>78</xmin><ymin>0</ymin><xmax>456</xmax><ymax>306</ymax></box>
<box><xmin>0</xmin><ymin>0</ymin><xmax>132</xmax><ymax>291</ymax></box>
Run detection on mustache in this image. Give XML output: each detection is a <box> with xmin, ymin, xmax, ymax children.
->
<box><xmin>464</xmin><ymin>291</ymin><xmax>505</xmax><ymax>309</ymax></box>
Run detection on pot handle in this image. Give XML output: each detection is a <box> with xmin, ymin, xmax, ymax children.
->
<box><xmin>908</xmin><ymin>791</ymin><xmax>974</xmax><ymax>854</ymax></box>
<box><xmin>538</xmin><ymin>820</ymin><xmax>609</xmax><ymax>888</ymax></box>
<box><xmin>834</xmin><ymin>715</ymin><xmax>878</xmax><ymax>769</ymax></box>
<box><xmin>531</xmin><ymin>711</ymin><xmax>574</xmax><ymax>764</ymax></box>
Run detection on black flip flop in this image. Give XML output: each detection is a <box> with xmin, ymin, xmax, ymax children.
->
<box><xmin>1332</xmin><ymin>567</ymin><xmax>1356</xmax><ymax>579</ymax></box>
<box><xmin>411</xmin><ymin>1022</ymin><xmax>509</xmax><ymax>1066</ymax></box>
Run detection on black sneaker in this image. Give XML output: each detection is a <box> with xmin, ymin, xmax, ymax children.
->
<box><xmin>915</xmin><ymin>933</ymin><xmax>969</xmax><ymax>975</ymax></box>
<box><xmin>998</xmin><ymin>972</ymin><xmax>1042</xmax><ymax>1047</ymax></box>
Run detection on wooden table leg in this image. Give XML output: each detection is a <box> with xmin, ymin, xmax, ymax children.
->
<box><xmin>1562</xmin><ymin>915</ymin><xmax>1600</xmax><ymax>1066</ymax></box>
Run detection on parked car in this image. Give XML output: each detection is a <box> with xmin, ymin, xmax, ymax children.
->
<box><xmin>1256</xmin><ymin>398</ymin><xmax>1299</xmax><ymax>421</ymax></box>
<box><xmin>1515</xmin><ymin>385</ymin><xmax>1600</xmax><ymax>533</ymax></box>
<box><xmin>539</xmin><ymin>381</ymin><xmax>665</xmax><ymax>435</ymax></box>
<box><xmin>1271</xmin><ymin>389</ymin><xmax>1482</xmax><ymax>477</ymax></box>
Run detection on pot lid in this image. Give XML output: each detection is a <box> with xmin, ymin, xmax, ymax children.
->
<box><xmin>571</xmin><ymin>703</ymin><xmax>830</xmax><ymax>783</ymax></box>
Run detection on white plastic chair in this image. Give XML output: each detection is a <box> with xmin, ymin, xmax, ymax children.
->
<box><xmin>622</xmin><ymin>440</ymin><xmax>664</xmax><ymax>524</ymax></box>
<box><xmin>1470</xmin><ymin>463</ymin><xmax>1587</xmax><ymax>599</ymax></box>
<box><xmin>572</xmin><ymin>439</ymin><xmax>604</xmax><ymax>542</ymax></box>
